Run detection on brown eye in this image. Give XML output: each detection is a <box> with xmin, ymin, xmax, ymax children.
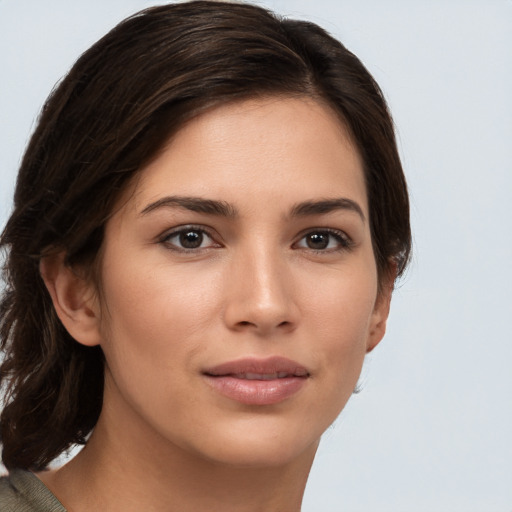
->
<box><xmin>295</xmin><ymin>230</ymin><xmax>351</xmax><ymax>251</ymax></box>
<box><xmin>305</xmin><ymin>232</ymin><xmax>330</xmax><ymax>250</ymax></box>
<box><xmin>162</xmin><ymin>226</ymin><xmax>218</xmax><ymax>251</ymax></box>
<box><xmin>179</xmin><ymin>230</ymin><xmax>203</xmax><ymax>249</ymax></box>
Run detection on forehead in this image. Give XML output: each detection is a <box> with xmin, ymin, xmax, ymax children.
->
<box><xmin>124</xmin><ymin>96</ymin><xmax>367</xmax><ymax>217</ymax></box>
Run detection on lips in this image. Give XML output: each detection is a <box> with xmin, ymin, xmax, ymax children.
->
<box><xmin>203</xmin><ymin>357</ymin><xmax>309</xmax><ymax>405</ymax></box>
<box><xmin>232</xmin><ymin>372</ymin><xmax>300</xmax><ymax>380</ymax></box>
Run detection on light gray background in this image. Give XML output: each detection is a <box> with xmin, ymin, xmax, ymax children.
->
<box><xmin>1</xmin><ymin>1</ymin><xmax>511</xmax><ymax>511</ymax></box>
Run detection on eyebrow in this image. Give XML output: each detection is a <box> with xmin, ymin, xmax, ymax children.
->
<box><xmin>140</xmin><ymin>196</ymin><xmax>238</xmax><ymax>217</ymax></box>
<box><xmin>290</xmin><ymin>198</ymin><xmax>366</xmax><ymax>222</ymax></box>
<box><xmin>140</xmin><ymin>195</ymin><xmax>365</xmax><ymax>222</ymax></box>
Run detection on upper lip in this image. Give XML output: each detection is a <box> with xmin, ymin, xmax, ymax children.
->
<box><xmin>203</xmin><ymin>356</ymin><xmax>310</xmax><ymax>378</ymax></box>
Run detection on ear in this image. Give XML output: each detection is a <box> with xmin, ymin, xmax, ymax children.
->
<box><xmin>40</xmin><ymin>253</ymin><xmax>101</xmax><ymax>347</ymax></box>
<box><xmin>366</xmin><ymin>264</ymin><xmax>396</xmax><ymax>354</ymax></box>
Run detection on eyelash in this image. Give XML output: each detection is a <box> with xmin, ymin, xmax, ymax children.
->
<box><xmin>159</xmin><ymin>225</ymin><xmax>353</xmax><ymax>253</ymax></box>
<box><xmin>293</xmin><ymin>228</ymin><xmax>354</xmax><ymax>253</ymax></box>
<box><xmin>159</xmin><ymin>225</ymin><xmax>219</xmax><ymax>253</ymax></box>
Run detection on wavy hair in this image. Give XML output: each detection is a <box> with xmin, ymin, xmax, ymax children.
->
<box><xmin>0</xmin><ymin>0</ymin><xmax>410</xmax><ymax>470</ymax></box>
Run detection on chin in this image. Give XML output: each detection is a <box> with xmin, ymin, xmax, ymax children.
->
<box><xmin>204</xmin><ymin>438</ymin><xmax>319</xmax><ymax>469</ymax></box>
<box><xmin>180</xmin><ymin>416</ymin><xmax>323</xmax><ymax>469</ymax></box>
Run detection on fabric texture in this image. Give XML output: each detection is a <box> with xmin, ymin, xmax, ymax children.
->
<box><xmin>0</xmin><ymin>470</ymin><xmax>66</xmax><ymax>512</ymax></box>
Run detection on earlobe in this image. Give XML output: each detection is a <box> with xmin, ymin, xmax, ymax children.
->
<box><xmin>40</xmin><ymin>253</ymin><xmax>101</xmax><ymax>347</ymax></box>
<box><xmin>366</xmin><ymin>265</ymin><xmax>396</xmax><ymax>354</ymax></box>
<box><xmin>366</xmin><ymin>291</ymin><xmax>391</xmax><ymax>353</ymax></box>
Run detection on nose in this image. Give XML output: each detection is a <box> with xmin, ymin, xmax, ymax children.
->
<box><xmin>222</xmin><ymin>246</ymin><xmax>299</xmax><ymax>336</ymax></box>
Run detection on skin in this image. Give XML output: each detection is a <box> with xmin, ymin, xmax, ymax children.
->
<box><xmin>40</xmin><ymin>96</ymin><xmax>392</xmax><ymax>512</ymax></box>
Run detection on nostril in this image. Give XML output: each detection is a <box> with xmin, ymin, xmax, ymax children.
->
<box><xmin>235</xmin><ymin>319</ymin><xmax>292</xmax><ymax>332</ymax></box>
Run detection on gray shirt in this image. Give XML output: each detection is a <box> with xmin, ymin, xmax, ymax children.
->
<box><xmin>0</xmin><ymin>470</ymin><xmax>65</xmax><ymax>512</ymax></box>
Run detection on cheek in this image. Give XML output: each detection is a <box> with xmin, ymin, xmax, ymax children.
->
<box><xmin>97</xmin><ymin>257</ymin><xmax>220</xmax><ymax>379</ymax></box>
<box><xmin>95</xmin><ymin>258</ymin><xmax>224</xmax><ymax>436</ymax></box>
<box><xmin>302</xmin><ymin>263</ymin><xmax>378</xmax><ymax>385</ymax></box>
<box><xmin>113</xmin><ymin>257</ymin><xmax>209</xmax><ymax>311</ymax></box>
<box><xmin>303</xmin><ymin>258</ymin><xmax>377</xmax><ymax>338</ymax></box>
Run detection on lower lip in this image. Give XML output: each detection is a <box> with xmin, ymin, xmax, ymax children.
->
<box><xmin>204</xmin><ymin>375</ymin><xmax>307</xmax><ymax>405</ymax></box>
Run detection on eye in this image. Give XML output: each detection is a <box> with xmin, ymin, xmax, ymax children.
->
<box><xmin>295</xmin><ymin>230</ymin><xmax>352</xmax><ymax>252</ymax></box>
<box><xmin>160</xmin><ymin>226</ymin><xmax>219</xmax><ymax>251</ymax></box>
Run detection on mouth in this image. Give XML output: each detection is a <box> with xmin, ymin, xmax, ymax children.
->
<box><xmin>228</xmin><ymin>371</ymin><xmax>306</xmax><ymax>380</ymax></box>
<box><xmin>203</xmin><ymin>357</ymin><xmax>310</xmax><ymax>405</ymax></box>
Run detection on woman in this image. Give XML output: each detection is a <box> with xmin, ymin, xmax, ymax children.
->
<box><xmin>0</xmin><ymin>1</ymin><xmax>410</xmax><ymax>510</ymax></box>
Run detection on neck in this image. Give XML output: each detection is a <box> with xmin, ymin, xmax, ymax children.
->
<box><xmin>41</xmin><ymin>408</ymin><xmax>317</xmax><ymax>512</ymax></box>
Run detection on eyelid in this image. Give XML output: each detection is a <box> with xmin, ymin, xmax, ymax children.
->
<box><xmin>157</xmin><ymin>225</ymin><xmax>353</xmax><ymax>253</ymax></box>
<box><xmin>293</xmin><ymin>227</ymin><xmax>354</xmax><ymax>251</ymax></box>
<box><xmin>158</xmin><ymin>224</ymin><xmax>222</xmax><ymax>251</ymax></box>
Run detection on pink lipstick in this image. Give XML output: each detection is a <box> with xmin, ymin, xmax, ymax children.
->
<box><xmin>203</xmin><ymin>356</ymin><xmax>309</xmax><ymax>405</ymax></box>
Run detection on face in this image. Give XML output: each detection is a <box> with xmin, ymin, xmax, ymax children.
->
<box><xmin>91</xmin><ymin>97</ymin><xmax>390</xmax><ymax>468</ymax></box>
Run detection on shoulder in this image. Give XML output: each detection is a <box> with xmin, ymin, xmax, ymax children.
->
<box><xmin>0</xmin><ymin>470</ymin><xmax>66</xmax><ymax>512</ymax></box>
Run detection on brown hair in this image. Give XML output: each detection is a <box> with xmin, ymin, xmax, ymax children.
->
<box><xmin>0</xmin><ymin>0</ymin><xmax>410</xmax><ymax>470</ymax></box>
